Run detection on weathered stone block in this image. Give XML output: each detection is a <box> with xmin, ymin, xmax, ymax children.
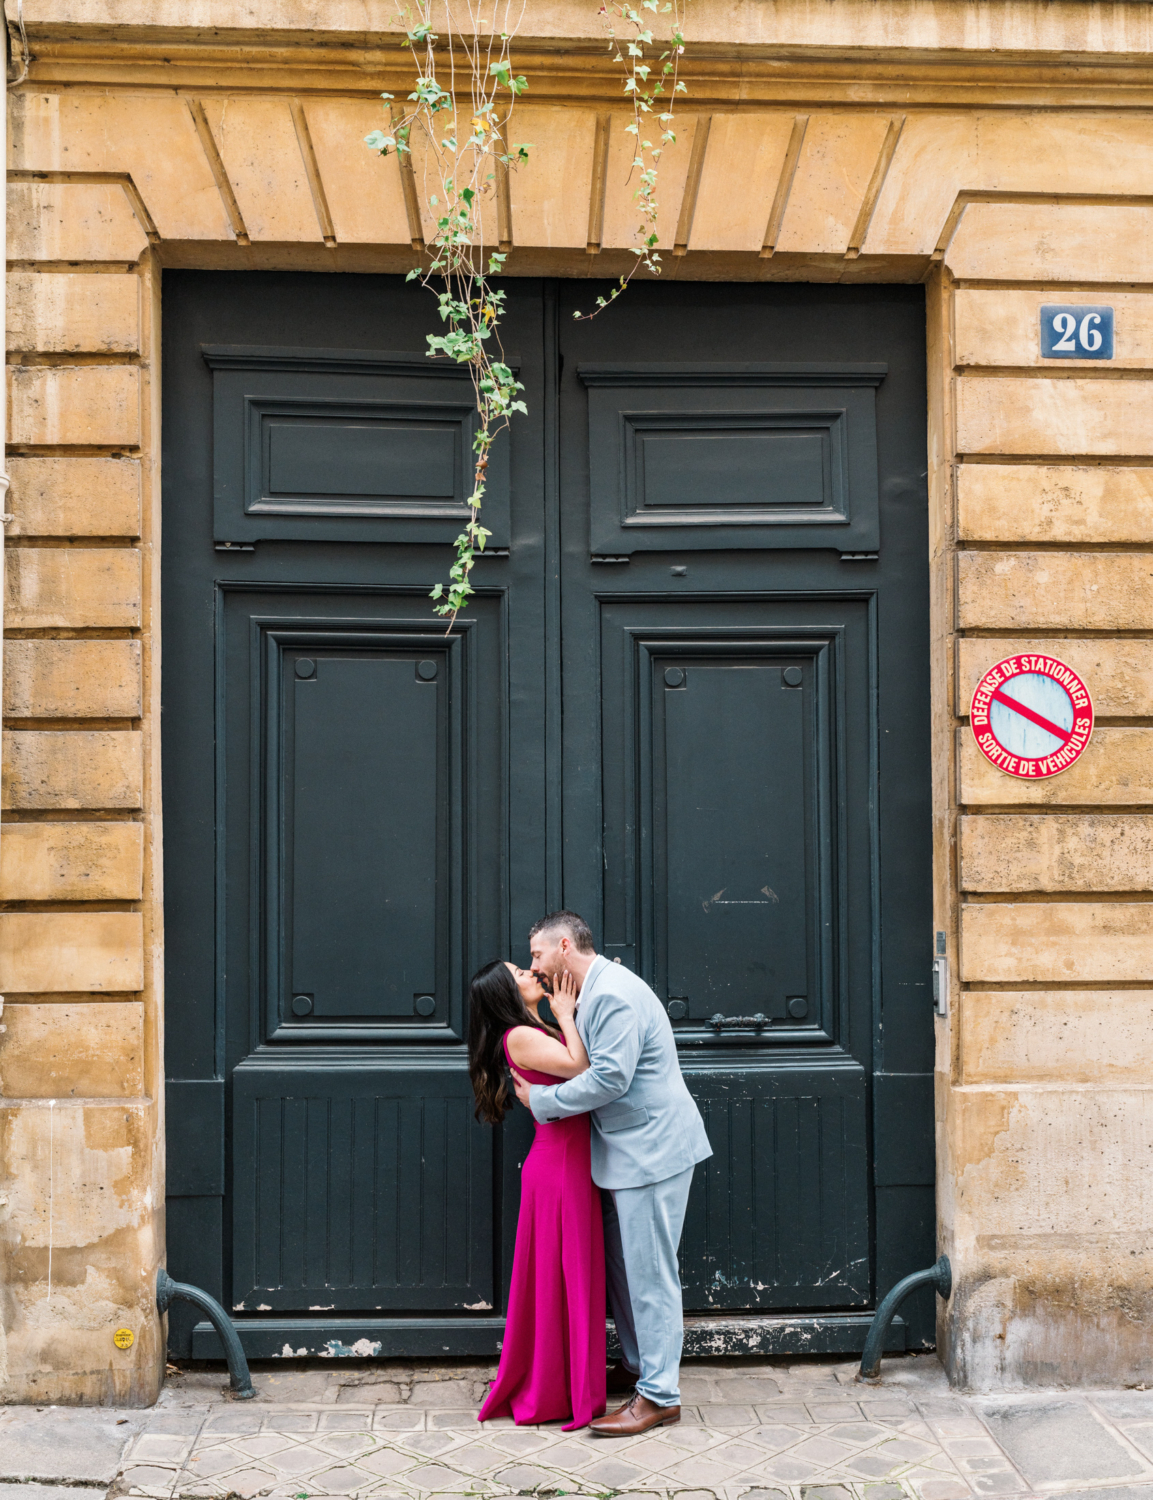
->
<box><xmin>958</xmin><ymin>552</ymin><xmax>1153</xmax><ymax>631</ymax></box>
<box><xmin>957</xmin><ymin>463</ymin><xmax>1153</xmax><ymax>544</ymax></box>
<box><xmin>5</xmin><ymin>548</ymin><xmax>141</xmax><ymax>629</ymax></box>
<box><xmin>947</xmin><ymin>204</ymin><xmax>1153</xmax><ymax>284</ymax></box>
<box><xmin>956</xmin><ymin>377</ymin><xmax>1153</xmax><ymax>457</ymax></box>
<box><xmin>962</xmin><ymin>991</ymin><xmax>1153</xmax><ymax>1084</ymax></box>
<box><xmin>4</xmin><ymin>639</ymin><xmax>142</xmax><ymax>718</ymax></box>
<box><xmin>5</xmin><ymin>456</ymin><xmax>141</xmax><ymax>538</ymax></box>
<box><xmin>957</xmin><ymin>638</ymin><xmax>1153</xmax><ymax>718</ymax></box>
<box><xmin>961</xmin><ymin>902</ymin><xmax>1153</xmax><ymax>983</ymax></box>
<box><xmin>959</xmin><ymin>727</ymin><xmax>1153</xmax><ymax>806</ymax></box>
<box><xmin>199</xmin><ymin>96</ymin><xmax>323</xmax><ymax>242</ymax></box>
<box><xmin>7</xmin><ymin>182</ymin><xmax>148</xmax><ymax>262</ymax></box>
<box><xmin>2</xmin><ymin>730</ymin><xmax>143</xmax><ymax>810</ymax></box>
<box><xmin>0</xmin><ymin>1097</ymin><xmax>162</xmax><ymax>1406</ymax></box>
<box><xmin>7</xmin><ymin>272</ymin><xmax>140</xmax><ymax>354</ymax></box>
<box><xmin>0</xmin><ymin>1001</ymin><xmax>143</xmax><ymax>1097</ymax></box>
<box><xmin>956</xmin><ymin>290</ymin><xmax>1153</xmax><ymax>371</ymax></box>
<box><xmin>297</xmin><ymin>98</ymin><xmax>412</xmax><ymax>247</ymax></box>
<box><xmin>8</xmin><ymin>366</ymin><xmax>141</xmax><ymax>447</ymax></box>
<box><xmin>0</xmin><ymin>821</ymin><xmax>143</xmax><ymax>901</ymax></box>
<box><xmin>0</xmin><ymin>911</ymin><xmax>144</xmax><ymax>992</ymax></box>
<box><xmin>961</xmin><ymin>814</ymin><xmax>1153</xmax><ymax>892</ymax></box>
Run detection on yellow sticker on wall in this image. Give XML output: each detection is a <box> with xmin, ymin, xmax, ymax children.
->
<box><xmin>113</xmin><ymin>1327</ymin><xmax>134</xmax><ymax>1350</ymax></box>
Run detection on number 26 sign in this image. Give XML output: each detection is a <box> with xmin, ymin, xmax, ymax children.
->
<box><xmin>1041</xmin><ymin>304</ymin><xmax>1114</xmax><ymax>360</ymax></box>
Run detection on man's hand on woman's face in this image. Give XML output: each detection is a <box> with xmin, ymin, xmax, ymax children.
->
<box><xmin>511</xmin><ymin>1068</ymin><xmax>532</xmax><ymax>1109</ymax></box>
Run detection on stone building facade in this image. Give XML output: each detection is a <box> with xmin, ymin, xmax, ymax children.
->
<box><xmin>3</xmin><ymin>0</ymin><xmax>1153</xmax><ymax>1405</ymax></box>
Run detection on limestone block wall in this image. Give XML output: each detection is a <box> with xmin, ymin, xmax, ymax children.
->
<box><xmin>0</xmin><ymin>183</ymin><xmax>161</xmax><ymax>1403</ymax></box>
<box><xmin>934</xmin><ymin>206</ymin><xmax>1153</xmax><ymax>1388</ymax></box>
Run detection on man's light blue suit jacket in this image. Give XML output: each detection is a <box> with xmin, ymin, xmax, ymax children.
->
<box><xmin>528</xmin><ymin>955</ymin><xmax>712</xmax><ymax>1190</ymax></box>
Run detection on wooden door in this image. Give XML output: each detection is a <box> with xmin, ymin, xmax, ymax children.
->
<box><xmin>162</xmin><ymin>274</ymin><xmax>933</xmax><ymax>1359</ymax></box>
<box><xmin>558</xmin><ymin>282</ymin><xmax>933</xmax><ymax>1335</ymax></box>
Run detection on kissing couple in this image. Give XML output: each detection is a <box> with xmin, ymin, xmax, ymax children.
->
<box><xmin>466</xmin><ymin>910</ymin><xmax>713</xmax><ymax>1434</ymax></box>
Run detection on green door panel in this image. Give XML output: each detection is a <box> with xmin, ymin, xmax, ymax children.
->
<box><xmin>231</xmin><ymin>1066</ymin><xmax>493</xmax><ymax>1312</ymax></box>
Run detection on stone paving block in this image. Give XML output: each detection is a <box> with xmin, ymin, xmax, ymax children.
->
<box><xmin>749</xmin><ymin>1425</ymin><xmax>806</xmax><ymax>1451</ymax></box>
<box><xmin>0</xmin><ymin>1407</ymin><xmax>145</xmax><ymax>1482</ymax></box>
<box><xmin>318</xmin><ymin>1412</ymin><xmax>376</xmax><ymax>1431</ymax></box>
<box><xmin>758</xmin><ymin>1454</ymin><xmax>825</xmax><ymax>1482</ymax></box>
<box><xmin>654</xmin><ymin>1454</ymin><xmax>739</xmax><ymax>1486</ymax></box>
<box><xmin>311</xmin><ymin>1464</ymin><xmax>379</xmax><ymax>1492</ymax></box>
<box><xmin>118</xmin><ymin>1466</ymin><xmax>179</xmax><ymax>1493</ymax></box>
<box><xmin>372</xmin><ymin>1411</ymin><xmax>424</xmax><ymax>1432</ymax></box>
<box><xmin>978</xmin><ymin>1400</ymin><xmax>1147</xmax><ymax>1485</ymax></box>
<box><xmin>736</xmin><ymin>1491</ymin><xmax>790</xmax><ymax>1500</ymax></box>
<box><xmin>1043</xmin><ymin>1489</ymin><xmax>1153</xmax><ymax>1500</ymax></box>
<box><xmin>862</xmin><ymin>1486</ymin><xmax>907</xmax><ymax>1500</ymax></box>
<box><xmin>713</xmin><ymin>1378</ymin><xmax>783</xmax><ymax>1402</ymax></box>
<box><xmin>182</xmin><ymin>1449</ymin><xmax>244</xmax><ymax>1479</ymax></box>
<box><xmin>142</xmin><ymin>1414</ymin><xmax>206</xmax><ymax>1436</ymax></box>
<box><xmin>201</xmin><ymin>1410</ymin><xmax>259</xmax><ymax>1433</ymax></box>
<box><xmin>915</xmin><ymin>1483</ymin><xmax>972</xmax><ymax>1500</ymax></box>
<box><xmin>232</xmin><ymin>1435</ymin><xmax>294</xmax><ymax>1460</ymax></box>
<box><xmin>704</xmin><ymin>1439</ymin><xmax>766</xmax><ymax>1470</ymax></box>
<box><xmin>1094</xmin><ymin>1396</ymin><xmax>1153</xmax><ymax>1421</ymax></box>
<box><xmin>127</xmin><ymin>1435</ymin><xmax>198</xmax><ymax>1465</ymax></box>
<box><xmin>486</xmin><ymin>1430</ymin><xmax>551</xmax><ymax>1455</ymax></box>
<box><xmin>409</xmin><ymin>1382</ymin><xmax>480</xmax><ymax>1409</ymax></box>
<box><xmin>580</xmin><ymin>1456</ymin><xmax>648</xmax><ymax>1487</ymax></box>
<box><xmin>315</xmin><ymin>1434</ymin><xmax>377</xmax><ymax>1459</ymax></box>
<box><xmin>806</xmin><ymin>1406</ymin><xmax>863</xmax><ymax>1423</ymax></box>
<box><xmin>0</xmin><ymin>1488</ymin><xmax>106</xmax><ymax>1500</ymax></box>
<box><xmin>755</xmin><ymin>1405</ymin><xmax>814</xmax><ymax>1424</ymax></box>
<box><xmin>700</xmin><ymin>1405</ymin><xmax>759</xmax><ymax>1428</ymax></box>
<box><xmin>261</xmin><ymin>1413</ymin><xmax>322</xmax><ymax>1433</ymax></box>
<box><xmin>217</xmin><ymin>1468</ymin><xmax>277</xmax><ymax>1497</ymax></box>
<box><xmin>337</xmin><ymin>1383</ymin><xmax>405</xmax><ymax>1406</ymax></box>
<box><xmin>800</xmin><ymin>1487</ymin><xmax>853</xmax><ymax>1500</ymax></box>
<box><xmin>968</xmin><ymin>1475</ymin><xmax>1027</xmax><ymax>1495</ymax></box>
<box><xmin>262</xmin><ymin>1443</ymin><xmax>335</xmax><ymax>1475</ymax></box>
<box><xmin>400</xmin><ymin>1433</ymin><xmax>459</xmax><ymax>1457</ymax></box>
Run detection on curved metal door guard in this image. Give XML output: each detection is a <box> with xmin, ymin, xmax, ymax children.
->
<box><xmin>157</xmin><ymin>1267</ymin><xmax>256</xmax><ymax>1398</ymax></box>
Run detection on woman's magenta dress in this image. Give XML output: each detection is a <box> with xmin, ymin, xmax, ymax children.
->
<box><xmin>477</xmin><ymin>1037</ymin><xmax>607</xmax><ymax>1430</ymax></box>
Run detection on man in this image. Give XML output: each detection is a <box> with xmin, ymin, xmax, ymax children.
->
<box><xmin>511</xmin><ymin>910</ymin><xmax>712</xmax><ymax>1436</ymax></box>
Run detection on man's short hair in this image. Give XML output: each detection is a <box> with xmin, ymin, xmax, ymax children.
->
<box><xmin>529</xmin><ymin>909</ymin><xmax>595</xmax><ymax>955</ymax></box>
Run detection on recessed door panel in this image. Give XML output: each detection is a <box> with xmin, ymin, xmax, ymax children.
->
<box><xmin>681</xmin><ymin>1067</ymin><xmax>869</xmax><ymax>1310</ymax></box>
<box><xmin>659</xmin><ymin>658</ymin><xmax>810</xmax><ymax>1023</ymax></box>
<box><xmin>231</xmin><ymin>1068</ymin><xmax>493</xmax><ymax>1312</ymax></box>
<box><xmin>288</xmin><ymin>657</ymin><xmax>439</xmax><ymax>1020</ymax></box>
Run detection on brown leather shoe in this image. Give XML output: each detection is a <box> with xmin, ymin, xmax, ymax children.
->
<box><xmin>589</xmin><ymin>1393</ymin><xmax>681</xmax><ymax>1436</ymax></box>
<box><xmin>605</xmin><ymin>1361</ymin><xmax>638</xmax><ymax>1395</ymax></box>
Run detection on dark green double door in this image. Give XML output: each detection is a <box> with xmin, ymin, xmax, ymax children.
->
<box><xmin>162</xmin><ymin>274</ymin><xmax>933</xmax><ymax>1358</ymax></box>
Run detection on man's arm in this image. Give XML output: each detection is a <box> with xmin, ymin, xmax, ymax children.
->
<box><xmin>528</xmin><ymin>990</ymin><xmax>642</xmax><ymax>1122</ymax></box>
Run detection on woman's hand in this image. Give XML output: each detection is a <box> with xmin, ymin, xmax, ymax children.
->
<box><xmin>550</xmin><ymin>967</ymin><xmax>578</xmax><ymax>1026</ymax></box>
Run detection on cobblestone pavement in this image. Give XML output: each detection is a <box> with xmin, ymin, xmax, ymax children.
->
<box><xmin>7</xmin><ymin>1356</ymin><xmax>1153</xmax><ymax>1500</ymax></box>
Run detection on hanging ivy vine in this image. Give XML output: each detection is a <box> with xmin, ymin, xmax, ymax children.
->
<box><xmin>580</xmin><ymin>0</ymin><xmax>688</xmax><ymax>318</ymax></box>
<box><xmin>367</xmin><ymin>0</ymin><xmax>689</xmax><ymax>617</ymax></box>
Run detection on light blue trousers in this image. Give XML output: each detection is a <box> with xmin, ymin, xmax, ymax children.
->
<box><xmin>602</xmin><ymin>1164</ymin><xmax>695</xmax><ymax>1408</ymax></box>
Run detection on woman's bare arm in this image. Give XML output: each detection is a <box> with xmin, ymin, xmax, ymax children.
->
<box><xmin>504</xmin><ymin>972</ymin><xmax>590</xmax><ymax>1079</ymax></box>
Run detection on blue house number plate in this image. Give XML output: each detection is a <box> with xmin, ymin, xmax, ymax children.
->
<box><xmin>1040</xmin><ymin>304</ymin><xmax>1114</xmax><ymax>359</ymax></box>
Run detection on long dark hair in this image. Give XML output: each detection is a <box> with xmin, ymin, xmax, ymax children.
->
<box><xmin>467</xmin><ymin>960</ymin><xmax>550</xmax><ymax>1125</ymax></box>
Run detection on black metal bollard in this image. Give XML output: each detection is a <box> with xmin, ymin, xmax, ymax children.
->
<box><xmin>857</xmin><ymin>1255</ymin><xmax>952</xmax><ymax>1383</ymax></box>
<box><xmin>157</xmin><ymin>1267</ymin><xmax>256</xmax><ymax>1399</ymax></box>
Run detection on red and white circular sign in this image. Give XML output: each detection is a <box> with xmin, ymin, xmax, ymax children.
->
<box><xmin>970</xmin><ymin>654</ymin><xmax>1094</xmax><ymax>779</ymax></box>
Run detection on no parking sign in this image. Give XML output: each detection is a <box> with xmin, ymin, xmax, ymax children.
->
<box><xmin>970</xmin><ymin>654</ymin><xmax>1094</xmax><ymax>779</ymax></box>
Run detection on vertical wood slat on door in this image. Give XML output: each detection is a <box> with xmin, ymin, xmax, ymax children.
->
<box><xmin>233</xmin><ymin>1075</ymin><xmax>491</xmax><ymax>1311</ymax></box>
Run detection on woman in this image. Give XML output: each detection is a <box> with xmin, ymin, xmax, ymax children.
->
<box><xmin>468</xmin><ymin>958</ymin><xmax>606</xmax><ymax>1429</ymax></box>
